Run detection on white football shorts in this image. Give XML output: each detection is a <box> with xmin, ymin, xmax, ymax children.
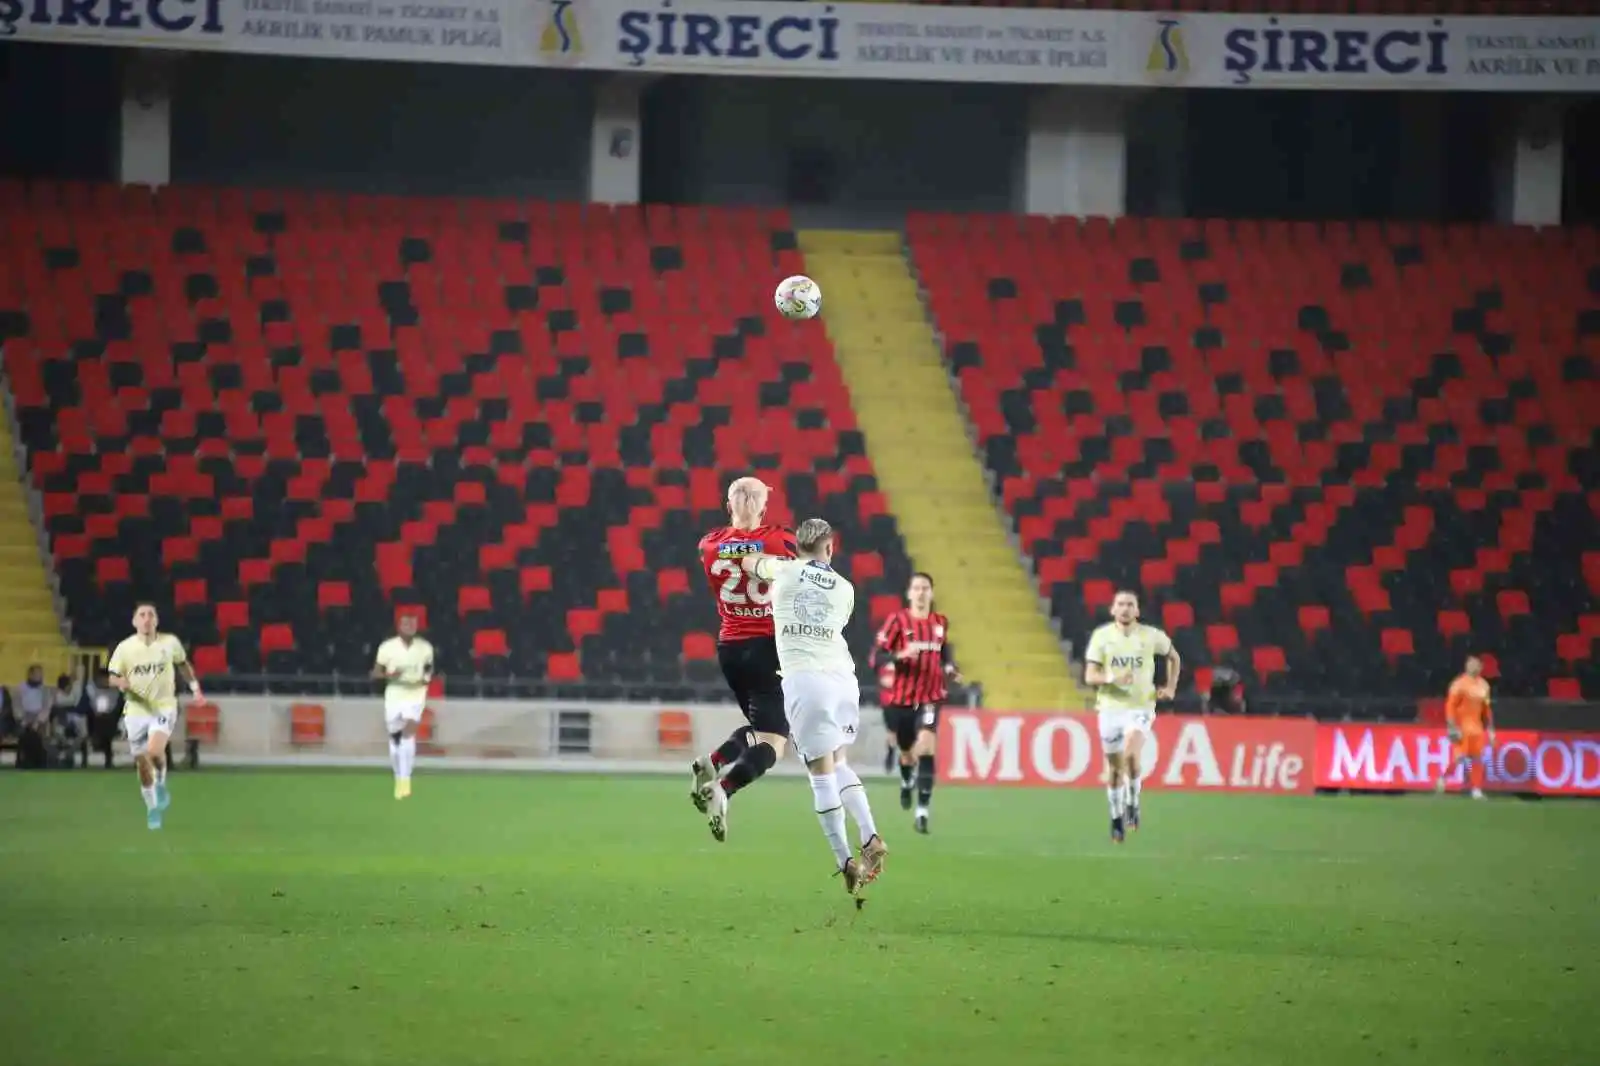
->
<box><xmin>1098</xmin><ymin>709</ymin><xmax>1155</xmax><ymax>756</ymax></box>
<box><xmin>783</xmin><ymin>671</ymin><xmax>861</xmax><ymax>762</ymax></box>
<box><xmin>384</xmin><ymin>696</ymin><xmax>426</xmax><ymax>734</ymax></box>
<box><xmin>124</xmin><ymin>712</ymin><xmax>176</xmax><ymax>756</ymax></box>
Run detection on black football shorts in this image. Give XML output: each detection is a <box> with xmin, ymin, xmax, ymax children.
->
<box><xmin>717</xmin><ymin>637</ymin><xmax>789</xmax><ymax>736</ymax></box>
<box><xmin>884</xmin><ymin>703</ymin><xmax>941</xmax><ymax>749</ymax></box>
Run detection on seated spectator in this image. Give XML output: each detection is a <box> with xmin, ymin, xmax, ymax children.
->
<box><xmin>1205</xmin><ymin>664</ymin><xmax>1246</xmax><ymax>715</ymax></box>
<box><xmin>86</xmin><ymin>668</ymin><xmax>123</xmax><ymax>769</ymax></box>
<box><xmin>10</xmin><ymin>663</ymin><xmax>53</xmax><ymax>769</ymax></box>
<box><xmin>50</xmin><ymin>670</ymin><xmax>91</xmax><ymax>768</ymax></box>
<box><xmin>0</xmin><ymin>684</ymin><xmax>17</xmax><ymax>763</ymax></box>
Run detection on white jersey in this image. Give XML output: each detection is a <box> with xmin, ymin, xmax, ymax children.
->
<box><xmin>765</xmin><ymin>559</ymin><xmax>856</xmax><ymax>677</ymax></box>
<box><xmin>375</xmin><ymin>636</ymin><xmax>434</xmax><ymax>707</ymax></box>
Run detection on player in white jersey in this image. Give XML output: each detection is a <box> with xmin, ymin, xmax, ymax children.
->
<box><xmin>371</xmin><ymin>612</ymin><xmax>434</xmax><ymax>799</ymax></box>
<box><xmin>723</xmin><ymin>518</ymin><xmax>887</xmax><ymax>900</ymax></box>
<box><xmin>107</xmin><ymin>602</ymin><xmax>203</xmax><ymax>830</ymax></box>
<box><xmin>1083</xmin><ymin>590</ymin><xmax>1180</xmax><ymax>843</ymax></box>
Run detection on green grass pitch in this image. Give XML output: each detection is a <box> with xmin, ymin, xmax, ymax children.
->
<box><xmin>1</xmin><ymin>771</ymin><xmax>1594</xmax><ymax>1066</ymax></box>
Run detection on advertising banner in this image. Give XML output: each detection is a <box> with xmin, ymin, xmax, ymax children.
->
<box><xmin>1315</xmin><ymin>724</ymin><xmax>1600</xmax><ymax>797</ymax></box>
<box><xmin>1137</xmin><ymin>12</ymin><xmax>1600</xmax><ymax>91</ymax></box>
<box><xmin>4</xmin><ymin>0</ymin><xmax>1596</xmax><ymax>92</ymax></box>
<box><xmin>937</xmin><ymin>711</ymin><xmax>1317</xmax><ymax>794</ymax></box>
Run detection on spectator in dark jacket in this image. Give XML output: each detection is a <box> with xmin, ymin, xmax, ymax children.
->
<box><xmin>1206</xmin><ymin>665</ymin><xmax>1246</xmax><ymax>715</ymax></box>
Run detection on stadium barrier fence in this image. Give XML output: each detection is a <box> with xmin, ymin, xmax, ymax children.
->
<box><xmin>20</xmin><ymin>692</ymin><xmax>1597</xmax><ymax>797</ymax></box>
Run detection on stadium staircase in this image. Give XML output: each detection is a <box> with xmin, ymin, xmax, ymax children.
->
<box><xmin>798</xmin><ymin>229</ymin><xmax>1086</xmax><ymax>710</ymax></box>
<box><xmin>0</xmin><ymin>394</ymin><xmax>67</xmax><ymax>681</ymax></box>
<box><xmin>0</xmin><ymin>181</ymin><xmax>917</xmax><ymax>694</ymax></box>
<box><xmin>908</xmin><ymin>213</ymin><xmax>1599</xmax><ymax>707</ymax></box>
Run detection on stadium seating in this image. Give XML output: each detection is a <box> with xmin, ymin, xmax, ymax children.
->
<box><xmin>908</xmin><ymin>212</ymin><xmax>1599</xmax><ymax>702</ymax></box>
<box><xmin>0</xmin><ymin>180</ymin><xmax>915</xmax><ymax>693</ymax></box>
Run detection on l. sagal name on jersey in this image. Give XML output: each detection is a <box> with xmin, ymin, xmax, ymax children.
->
<box><xmin>698</xmin><ymin>525</ymin><xmax>798</xmax><ymax>641</ymax></box>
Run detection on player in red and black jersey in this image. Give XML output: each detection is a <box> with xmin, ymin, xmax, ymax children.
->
<box><xmin>871</xmin><ymin>572</ymin><xmax>960</xmax><ymax>834</ymax></box>
<box><xmin>688</xmin><ymin>476</ymin><xmax>799</xmax><ymax>842</ymax></box>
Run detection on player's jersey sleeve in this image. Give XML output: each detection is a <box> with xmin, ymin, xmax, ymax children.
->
<box><xmin>1084</xmin><ymin>625</ymin><xmax>1108</xmax><ymax>665</ymax></box>
<box><xmin>765</xmin><ymin>528</ymin><xmax>799</xmax><ymax>559</ymax></box>
<box><xmin>374</xmin><ymin>639</ymin><xmax>392</xmax><ymax>671</ymax></box>
<box><xmin>876</xmin><ymin>612</ymin><xmax>903</xmax><ymax>651</ymax></box>
<box><xmin>166</xmin><ymin>634</ymin><xmax>188</xmax><ymax>665</ymax></box>
<box><xmin>107</xmin><ymin>639</ymin><xmax>128</xmax><ymax>678</ymax></box>
<box><xmin>1150</xmin><ymin>627</ymin><xmax>1174</xmax><ymax>656</ymax></box>
<box><xmin>1445</xmin><ymin>679</ymin><xmax>1465</xmax><ymax>725</ymax></box>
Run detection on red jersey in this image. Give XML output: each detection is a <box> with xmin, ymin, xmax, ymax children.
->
<box><xmin>874</xmin><ymin>609</ymin><xmax>952</xmax><ymax>706</ymax></box>
<box><xmin>697</xmin><ymin>524</ymin><xmax>798</xmax><ymax>642</ymax></box>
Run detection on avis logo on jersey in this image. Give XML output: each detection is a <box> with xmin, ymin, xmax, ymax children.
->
<box><xmin>1110</xmin><ymin>655</ymin><xmax>1146</xmax><ymax>669</ymax></box>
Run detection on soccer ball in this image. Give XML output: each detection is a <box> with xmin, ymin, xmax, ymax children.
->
<box><xmin>774</xmin><ymin>275</ymin><xmax>822</xmax><ymax>321</ymax></box>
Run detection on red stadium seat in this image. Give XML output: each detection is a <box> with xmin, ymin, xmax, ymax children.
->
<box><xmin>1380</xmin><ymin>629</ymin><xmax>1416</xmax><ymax>660</ymax></box>
<box><xmin>682</xmin><ymin>632</ymin><xmax>717</xmax><ymax>662</ymax></box>
<box><xmin>1252</xmin><ymin>646</ymin><xmax>1287</xmax><ymax>681</ymax></box>
<box><xmin>472</xmin><ymin>629</ymin><xmax>509</xmax><ymax>658</ymax></box>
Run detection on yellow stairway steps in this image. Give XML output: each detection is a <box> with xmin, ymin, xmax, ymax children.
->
<box><xmin>0</xmin><ymin>398</ymin><xmax>68</xmax><ymax>682</ymax></box>
<box><xmin>799</xmin><ymin>230</ymin><xmax>1086</xmax><ymax>710</ymax></box>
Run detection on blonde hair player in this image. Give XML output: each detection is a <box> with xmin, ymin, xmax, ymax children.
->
<box><xmin>1083</xmin><ymin>589</ymin><xmax>1179</xmax><ymax>843</ymax></box>
<box><xmin>372</xmin><ymin>612</ymin><xmax>434</xmax><ymax>799</ymax></box>
<box><xmin>740</xmin><ymin>518</ymin><xmax>887</xmax><ymax>902</ymax></box>
<box><xmin>107</xmin><ymin>602</ymin><xmax>203</xmax><ymax>830</ymax></box>
<box><xmin>690</xmin><ymin>476</ymin><xmax>799</xmax><ymax>841</ymax></box>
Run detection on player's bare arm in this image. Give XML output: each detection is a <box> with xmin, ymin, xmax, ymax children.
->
<box><xmin>177</xmin><ymin>660</ymin><xmax>203</xmax><ymax>701</ymax></box>
<box><xmin>1085</xmin><ymin>659</ymin><xmax>1115</xmax><ymax>686</ymax></box>
<box><xmin>1158</xmin><ymin>647</ymin><xmax>1181</xmax><ymax>701</ymax></box>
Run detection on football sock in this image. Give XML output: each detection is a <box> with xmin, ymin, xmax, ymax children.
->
<box><xmin>915</xmin><ymin>754</ymin><xmax>935</xmax><ymax>808</ymax></box>
<box><xmin>1107</xmin><ymin>782</ymin><xmax>1124</xmax><ymax>820</ymax></box>
<box><xmin>140</xmin><ymin>786</ymin><xmax>158</xmax><ymax>811</ymax></box>
<box><xmin>809</xmin><ymin>772</ymin><xmax>852</xmax><ymax>867</ymax></box>
<box><xmin>721</xmin><ymin>741</ymin><xmax>777</xmax><ymax>798</ymax></box>
<box><xmin>1469</xmin><ymin>759</ymin><xmax>1486</xmax><ymax>790</ymax></box>
<box><xmin>710</xmin><ymin>728</ymin><xmax>751</xmax><ymax>770</ymax></box>
<box><xmin>154</xmin><ymin>760</ymin><xmax>167</xmax><ymax>786</ymax></box>
<box><xmin>898</xmin><ymin>760</ymin><xmax>915</xmax><ymax>790</ymax></box>
<box><xmin>398</xmin><ymin>735</ymin><xmax>417</xmax><ymax>780</ymax></box>
<box><xmin>389</xmin><ymin>731</ymin><xmax>403</xmax><ymax>777</ymax></box>
<box><xmin>833</xmin><ymin>762</ymin><xmax>878</xmax><ymax>845</ymax></box>
<box><xmin>1128</xmin><ymin>773</ymin><xmax>1142</xmax><ymax>809</ymax></box>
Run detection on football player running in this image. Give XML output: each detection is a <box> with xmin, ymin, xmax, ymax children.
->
<box><xmin>1083</xmin><ymin>590</ymin><xmax>1179</xmax><ymax>842</ymax></box>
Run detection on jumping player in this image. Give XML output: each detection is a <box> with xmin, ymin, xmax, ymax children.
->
<box><xmin>1437</xmin><ymin>655</ymin><xmax>1495</xmax><ymax>799</ymax></box>
<box><xmin>741</xmin><ymin>518</ymin><xmax>887</xmax><ymax>897</ymax></box>
<box><xmin>872</xmin><ymin>572</ymin><xmax>961</xmax><ymax>834</ymax></box>
<box><xmin>107</xmin><ymin>602</ymin><xmax>203</xmax><ymax>830</ymax></box>
<box><xmin>372</xmin><ymin>612</ymin><xmax>434</xmax><ymax>799</ymax></box>
<box><xmin>690</xmin><ymin>476</ymin><xmax>798</xmax><ymax>841</ymax></box>
<box><xmin>1083</xmin><ymin>590</ymin><xmax>1179</xmax><ymax>842</ymax></box>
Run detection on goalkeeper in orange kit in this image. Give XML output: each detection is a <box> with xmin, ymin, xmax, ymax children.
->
<box><xmin>1436</xmin><ymin>655</ymin><xmax>1495</xmax><ymax>799</ymax></box>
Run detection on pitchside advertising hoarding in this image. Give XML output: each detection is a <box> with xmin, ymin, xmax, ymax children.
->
<box><xmin>938</xmin><ymin>712</ymin><xmax>1600</xmax><ymax>797</ymax></box>
<box><xmin>3</xmin><ymin>0</ymin><xmax>1597</xmax><ymax>91</ymax></box>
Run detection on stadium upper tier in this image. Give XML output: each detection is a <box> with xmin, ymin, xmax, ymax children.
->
<box><xmin>907</xmin><ymin>212</ymin><xmax>1598</xmax><ymax>701</ymax></box>
<box><xmin>913</xmin><ymin>1</ymin><xmax>1593</xmax><ymax>12</ymax></box>
<box><xmin>0</xmin><ymin>180</ymin><xmax>918</xmax><ymax>693</ymax></box>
